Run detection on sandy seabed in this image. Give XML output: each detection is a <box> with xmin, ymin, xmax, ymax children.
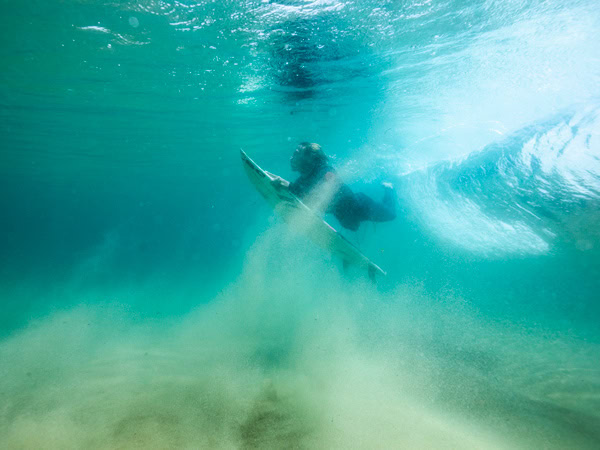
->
<box><xmin>2</xmin><ymin>233</ymin><xmax>599</xmax><ymax>449</ymax></box>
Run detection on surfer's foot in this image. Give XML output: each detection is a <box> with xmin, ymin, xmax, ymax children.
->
<box><xmin>381</xmin><ymin>181</ymin><xmax>395</xmax><ymax>206</ymax></box>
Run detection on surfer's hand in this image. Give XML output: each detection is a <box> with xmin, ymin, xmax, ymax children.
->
<box><xmin>270</xmin><ymin>176</ymin><xmax>289</xmax><ymax>188</ymax></box>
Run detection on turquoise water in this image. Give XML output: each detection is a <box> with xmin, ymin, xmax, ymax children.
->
<box><xmin>1</xmin><ymin>0</ymin><xmax>600</xmax><ymax>448</ymax></box>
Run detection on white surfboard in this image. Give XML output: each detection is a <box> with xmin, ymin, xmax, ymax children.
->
<box><xmin>241</xmin><ymin>150</ymin><xmax>386</xmax><ymax>280</ymax></box>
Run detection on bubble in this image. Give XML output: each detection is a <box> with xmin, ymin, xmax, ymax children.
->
<box><xmin>576</xmin><ymin>239</ymin><xmax>593</xmax><ymax>251</ymax></box>
<box><xmin>128</xmin><ymin>16</ymin><xmax>139</xmax><ymax>28</ymax></box>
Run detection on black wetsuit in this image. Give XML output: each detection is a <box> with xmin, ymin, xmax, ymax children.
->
<box><xmin>289</xmin><ymin>164</ymin><xmax>396</xmax><ymax>231</ymax></box>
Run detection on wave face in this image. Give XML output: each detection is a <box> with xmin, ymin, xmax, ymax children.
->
<box><xmin>1</xmin><ymin>0</ymin><xmax>600</xmax><ymax>448</ymax></box>
<box><xmin>402</xmin><ymin>107</ymin><xmax>600</xmax><ymax>256</ymax></box>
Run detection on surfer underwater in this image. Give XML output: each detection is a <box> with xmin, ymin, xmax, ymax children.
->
<box><xmin>271</xmin><ymin>142</ymin><xmax>396</xmax><ymax>231</ymax></box>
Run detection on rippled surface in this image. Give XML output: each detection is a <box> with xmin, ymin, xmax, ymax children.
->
<box><xmin>1</xmin><ymin>0</ymin><xmax>600</xmax><ymax>448</ymax></box>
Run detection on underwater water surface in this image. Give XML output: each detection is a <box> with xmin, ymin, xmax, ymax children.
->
<box><xmin>1</xmin><ymin>0</ymin><xmax>599</xmax><ymax>448</ymax></box>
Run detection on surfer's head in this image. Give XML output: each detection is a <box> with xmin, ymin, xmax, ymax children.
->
<box><xmin>291</xmin><ymin>142</ymin><xmax>327</xmax><ymax>173</ymax></box>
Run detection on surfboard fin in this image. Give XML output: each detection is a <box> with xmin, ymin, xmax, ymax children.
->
<box><xmin>368</xmin><ymin>265</ymin><xmax>376</xmax><ymax>282</ymax></box>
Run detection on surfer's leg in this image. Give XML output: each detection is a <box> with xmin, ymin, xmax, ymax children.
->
<box><xmin>355</xmin><ymin>188</ymin><xmax>396</xmax><ymax>223</ymax></box>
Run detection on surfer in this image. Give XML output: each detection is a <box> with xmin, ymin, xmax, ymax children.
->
<box><xmin>272</xmin><ymin>142</ymin><xmax>396</xmax><ymax>231</ymax></box>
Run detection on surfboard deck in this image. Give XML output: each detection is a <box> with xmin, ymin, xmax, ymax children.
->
<box><xmin>241</xmin><ymin>149</ymin><xmax>386</xmax><ymax>280</ymax></box>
